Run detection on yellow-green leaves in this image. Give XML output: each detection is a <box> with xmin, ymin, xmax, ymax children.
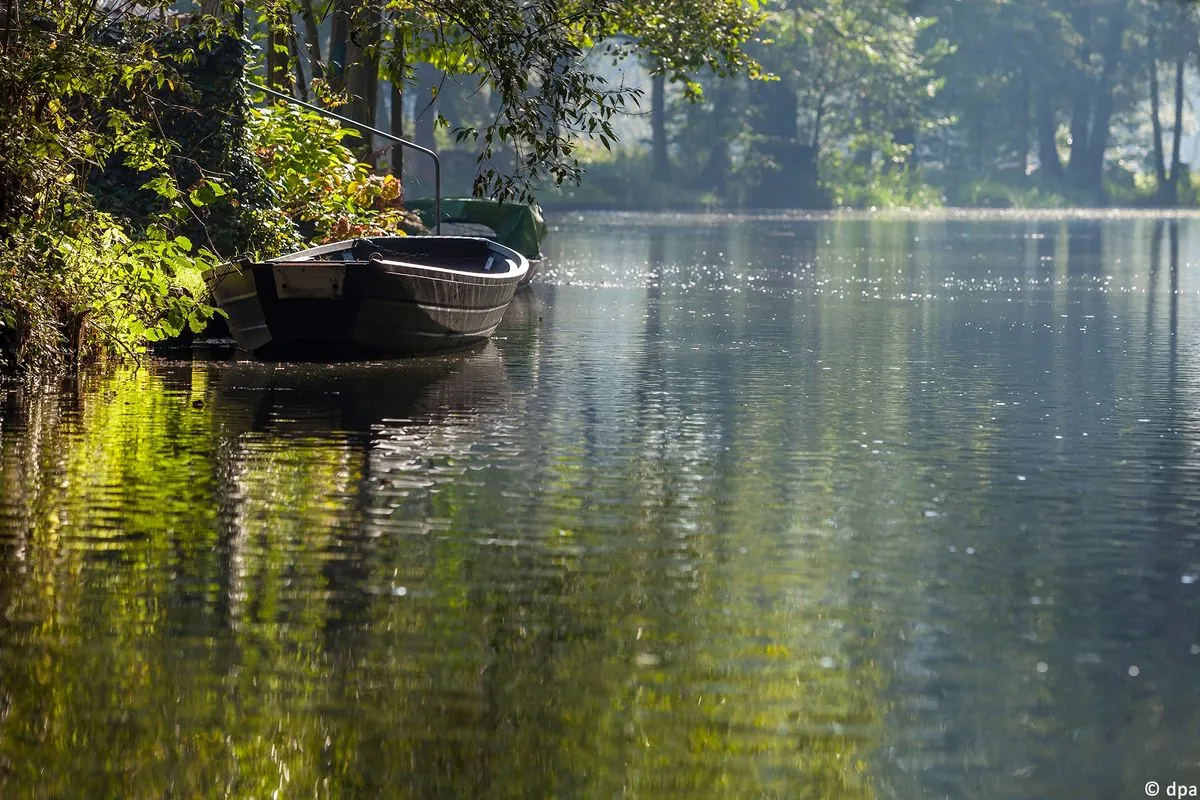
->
<box><xmin>246</xmin><ymin>102</ymin><xmax>423</xmax><ymax>241</ymax></box>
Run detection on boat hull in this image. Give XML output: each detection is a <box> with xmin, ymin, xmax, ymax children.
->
<box><xmin>208</xmin><ymin>237</ymin><xmax>527</xmax><ymax>358</ymax></box>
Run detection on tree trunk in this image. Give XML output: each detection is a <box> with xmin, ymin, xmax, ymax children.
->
<box><xmin>390</xmin><ymin>29</ymin><xmax>405</xmax><ymax>178</ymax></box>
<box><xmin>651</xmin><ymin>71</ymin><xmax>669</xmax><ymax>181</ymax></box>
<box><xmin>412</xmin><ymin>62</ymin><xmax>439</xmax><ymax>188</ymax></box>
<box><xmin>695</xmin><ymin>80</ymin><xmax>735</xmax><ymax>196</ymax></box>
<box><xmin>1</xmin><ymin>0</ymin><xmax>15</xmax><ymax>52</ymax></box>
<box><xmin>853</xmin><ymin>96</ymin><xmax>874</xmax><ymax>168</ymax></box>
<box><xmin>1064</xmin><ymin>89</ymin><xmax>1091</xmax><ymax>188</ymax></box>
<box><xmin>749</xmin><ymin>74</ymin><xmax>824</xmax><ymax>208</ymax></box>
<box><xmin>297</xmin><ymin>0</ymin><xmax>324</xmax><ymax>82</ymax></box>
<box><xmin>1167</xmin><ymin>50</ymin><xmax>1185</xmax><ymax>203</ymax></box>
<box><xmin>439</xmin><ymin>77</ymin><xmax>462</xmax><ymax>133</ymax></box>
<box><xmin>265</xmin><ymin>8</ymin><xmax>290</xmax><ymax>92</ymax></box>
<box><xmin>345</xmin><ymin>0</ymin><xmax>381</xmax><ymax>127</ymax></box>
<box><xmin>1034</xmin><ymin>89</ymin><xmax>1064</xmax><ymax>183</ymax></box>
<box><xmin>1065</xmin><ymin>2</ymin><xmax>1094</xmax><ymax>186</ymax></box>
<box><xmin>327</xmin><ymin>0</ymin><xmax>350</xmax><ymax>91</ymax></box>
<box><xmin>888</xmin><ymin>127</ymin><xmax>916</xmax><ymax>173</ymax></box>
<box><xmin>289</xmin><ymin>25</ymin><xmax>308</xmax><ymax>100</ymax></box>
<box><xmin>1079</xmin><ymin>0</ymin><xmax>1129</xmax><ymax>196</ymax></box>
<box><xmin>1016</xmin><ymin>68</ymin><xmax>1030</xmax><ymax>175</ymax></box>
<box><xmin>1149</xmin><ymin>41</ymin><xmax>1167</xmax><ymax>194</ymax></box>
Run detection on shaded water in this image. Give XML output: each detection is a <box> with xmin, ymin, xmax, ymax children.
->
<box><xmin>4</xmin><ymin>213</ymin><xmax>1200</xmax><ymax>798</ymax></box>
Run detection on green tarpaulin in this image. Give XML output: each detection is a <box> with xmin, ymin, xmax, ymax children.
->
<box><xmin>407</xmin><ymin>198</ymin><xmax>548</xmax><ymax>260</ymax></box>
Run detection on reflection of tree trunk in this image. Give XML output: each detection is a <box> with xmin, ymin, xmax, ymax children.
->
<box><xmin>1169</xmin><ymin>221</ymin><xmax>1179</xmax><ymax>351</ymax></box>
<box><xmin>1066</xmin><ymin>220</ymin><xmax>1103</xmax><ymax>277</ymax></box>
<box><xmin>1148</xmin><ymin>219</ymin><xmax>1163</xmax><ymax>352</ymax></box>
<box><xmin>651</xmin><ymin>72</ymin><xmax>669</xmax><ymax>181</ymax></box>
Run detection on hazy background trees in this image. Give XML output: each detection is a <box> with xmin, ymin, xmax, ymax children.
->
<box><xmin>240</xmin><ymin>0</ymin><xmax>1197</xmax><ymax>210</ymax></box>
<box><xmin>191</xmin><ymin>0</ymin><xmax>1200</xmax><ymax>209</ymax></box>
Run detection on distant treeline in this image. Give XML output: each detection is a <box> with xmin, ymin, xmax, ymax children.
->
<box><xmin>559</xmin><ymin>0</ymin><xmax>1200</xmax><ymax>209</ymax></box>
<box><xmin>645</xmin><ymin>0</ymin><xmax>1200</xmax><ymax>210</ymax></box>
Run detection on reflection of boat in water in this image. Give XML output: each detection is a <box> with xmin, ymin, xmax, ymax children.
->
<box><xmin>206</xmin><ymin>346</ymin><xmax>513</xmax><ymax>633</ymax></box>
<box><xmin>209</xmin><ymin>341</ymin><xmax>515</xmax><ymax>544</ymax></box>
<box><xmin>498</xmin><ymin>285</ymin><xmax>548</xmax><ymax>329</ymax></box>
<box><xmin>207</xmin><ymin>341</ymin><xmax>510</xmax><ymax>437</ymax></box>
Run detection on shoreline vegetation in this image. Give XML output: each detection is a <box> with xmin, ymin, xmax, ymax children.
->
<box><xmin>3</xmin><ymin>0</ymin><xmax>1199</xmax><ymax>374</ymax></box>
<box><xmin>534</xmin><ymin>171</ymin><xmax>1200</xmax><ymax>214</ymax></box>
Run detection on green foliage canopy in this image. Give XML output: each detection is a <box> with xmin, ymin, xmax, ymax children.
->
<box><xmin>308</xmin><ymin>0</ymin><xmax>766</xmax><ymax>200</ymax></box>
<box><xmin>0</xmin><ymin>0</ymin><xmax>230</xmax><ymax>369</ymax></box>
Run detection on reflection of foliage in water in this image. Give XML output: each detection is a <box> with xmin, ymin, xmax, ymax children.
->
<box><xmin>12</xmin><ymin>215</ymin><xmax>1200</xmax><ymax>798</ymax></box>
<box><xmin>0</xmin><ymin>357</ymin><xmax>885</xmax><ymax>798</ymax></box>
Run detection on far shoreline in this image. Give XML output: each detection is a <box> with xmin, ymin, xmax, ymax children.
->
<box><xmin>538</xmin><ymin>206</ymin><xmax>1200</xmax><ymax>222</ymax></box>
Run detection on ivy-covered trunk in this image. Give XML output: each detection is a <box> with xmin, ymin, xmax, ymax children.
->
<box><xmin>91</xmin><ymin>29</ymin><xmax>295</xmax><ymax>259</ymax></box>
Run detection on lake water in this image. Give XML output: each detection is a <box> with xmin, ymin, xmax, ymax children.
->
<box><xmin>3</xmin><ymin>212</ymin><xmax>1200</xmax><ymax>798</ymax></box>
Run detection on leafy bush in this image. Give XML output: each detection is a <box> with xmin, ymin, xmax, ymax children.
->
<box><xmin>247</xmin><ymin>97</ymin><xmax>425</xmax><ymax>241</ymax></box>
<box><xmin>954</xmin><ymin>178</ymin><xmax>1067</xmax><ymax>209</ymax></box>
<box><xmin>820</xmin><ymin>148</ymin><xmax>943</xmax><ymax>210</ymax></box>
<box><xmin>536</xmin><ymin>149</ymin><xmax>719</xmax><ymax>210</ymax></box>
<box><xmin>0</xmin><ymin>2</ymin><xmax>231</xmax><ymax>371</ymax></box>
<box><xmin>1</xmin><ymin>219</ymin><xmax>219</xmax><ymax>367</ymax></box>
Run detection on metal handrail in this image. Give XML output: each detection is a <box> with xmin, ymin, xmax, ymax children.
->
<box><xmin>246</xmin><ymin>80</ymin><xmax>441</xmax><ymax>234</ymax></box>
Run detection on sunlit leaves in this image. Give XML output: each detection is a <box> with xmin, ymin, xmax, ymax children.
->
<box><xmin>607</xmin><ymin>0</ymin><xmax>766</xmax><ymax>80</ymax></box>
<box><xmin>247</xmin><ymin>101</ymin><xmax>422</xmax><ymax>239</ymax></box>
<box><xmin>348</xmin><ymin>0</ymin><xmax>761</xmax><ymax>202</ymax></box>
<box><xmin>0</xmin><ymin>0</ymin><xmax>231</xmax><ymax>368</ymax></box>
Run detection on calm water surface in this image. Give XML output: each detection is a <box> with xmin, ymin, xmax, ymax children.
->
<box><xmin>3</xmin><ymin>213</ymin><xmax>1200</xmax><ymax>798</ymax></box>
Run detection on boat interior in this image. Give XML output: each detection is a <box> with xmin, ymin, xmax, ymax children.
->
<box><xmin>310</xmin><ymin>237</ymin><xmax>517</xmax><ymax>274</ymax></box>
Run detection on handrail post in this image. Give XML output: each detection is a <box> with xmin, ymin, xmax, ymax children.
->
<box><xmin>246</xmin><ymin>80</ymin><xmax>441</xmax><ymax>234</ymax></box>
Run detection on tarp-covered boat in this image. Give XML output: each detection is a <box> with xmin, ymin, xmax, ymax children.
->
<box><xmin>407</xmin><ymin>197</ymin><xmax>547</xmax><ymax>282</ymax></box>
